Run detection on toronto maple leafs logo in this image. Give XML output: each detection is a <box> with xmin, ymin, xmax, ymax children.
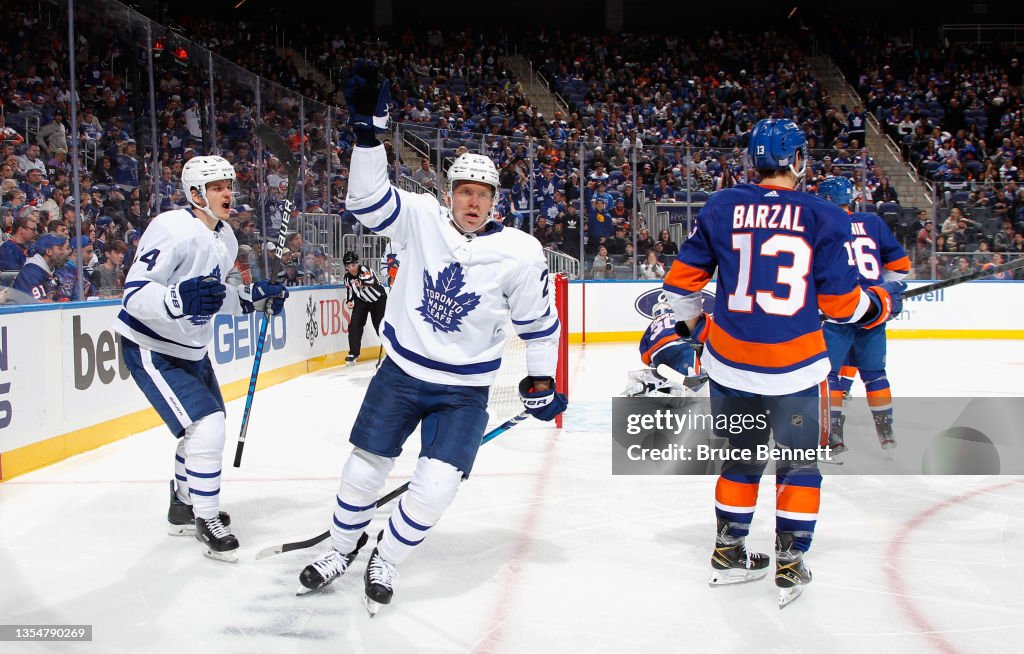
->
<box><xmin>417</xmin><ymin>263</ymin><xmax>480</xmax><ymax>333</ymax></box>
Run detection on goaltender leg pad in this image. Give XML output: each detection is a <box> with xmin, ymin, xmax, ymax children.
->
<box><xmin>379</xmin><ymin>457</ymin><xmax>462</xmax><ymax>565</ymax></box>
<box><xmin>330</xmin><ymin>448</ymin><xmax>395</xmax><ymax>554</ymax></box>
<box><xmin>122</xmin><ymin>339</ymin><xmax>226</xmax><ymax>438</ymax></box>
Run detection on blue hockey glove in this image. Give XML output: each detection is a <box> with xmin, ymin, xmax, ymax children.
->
<box><xmin>345</xmin><ymin>63</ymin><xmax>391</xmax><ymax>147</ymax></box>
<box><xmin>860</xmin><ymin>280</ymin><xmax>907</xmax><ymax>329</ymax></box>
<box><xmin>241</xmin><ymin>281</ymin><xmax>289</xmax><ymax>315</ymax></box>
<box><xmin>518</xmin><ymin>376</ymin><xmax>568</xmax><ymax>422</ymax></box>
<box><xmin>673</xmin><ymin>312</ymin><xmax>710</xmax><ymax>344</ymax></box>
<box><xmin>165</xmin><ymin>276</ymin><xmax>225</xmax><ymax>318</ymax></box>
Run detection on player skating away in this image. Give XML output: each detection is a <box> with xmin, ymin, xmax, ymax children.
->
<box><xmin>113</xmin><ymin>155</ymin><xmax>288</xmax><ymax>563</ymax></box>
<box><xmin>622</xmin><ymin>296</ymin><xmax>705</xmax><ymax>396</ymax></box>
<box><xmin>298</xmin><ymin>64</ymin><xmax>567</xmax><ymax>615</ymax></box>
<box><xmin>816</xmin><ymin>176</ymin><xmax>910</xmax><ymax>453</ymax></box>
<box><xmin>661</xmin><ymin>119</ymin><xmax>907</xmax><ymax>607</ymax></box>
<box><xmin>341</xmin><ymin>250</ymin><xmax>387</xmax><ymax>365</ymax></box>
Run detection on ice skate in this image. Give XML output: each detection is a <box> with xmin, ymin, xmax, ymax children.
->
<box><xmin>345</xmin><ymin>354</ymin><xmax>358</xmax><ymax>367</ymax></box>
<box><xmin>195</xmin><ymin>515</ymin><xmax>239</xmax><ymax>563</ymax></box>
<box><xmin>297</xmin><ymin>532</ymin><xmax>369</xmax><ymax>596</ymax></box>
<box><xmin>776</xmin><ymin>533</ymin><xmax>812</xmax><ymax>608</ymax></box>
<box><xmin>827</xmin><ymin>415</ymin><xmax>847</xmax><ymax>456</ymax></box>
<box><xmin>709</xmin><ymin>518</ymin><xmax>769</xmax><ymax>586</ymax></box>
<box><xmin>873</xmin><ymin>413</ymin><xmax>896</xmax><ymax>450</ymax></box>
<box><xmin>167</xmin><ymin>481</ymin><xmax>231</xmax><ymax>536</ymax></box>
<box><xmin>363</xmin><ymin>545</ymin><xmax>399</xmax><ymax>617</ymax></box>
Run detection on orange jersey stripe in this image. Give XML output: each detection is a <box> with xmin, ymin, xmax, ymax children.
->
<box><xmin>664</xmin><ymin>261</ymin><xmax>712</xmax><ymax>293</ymax></box>
<box><xmin>641</xmin><ymin>334</ymin><xmax>679</xmax><ymax>366</ymax></box>
<box><xmin>866</xmin><ymin>388</ymin><xmax>892</xmax><ymax>407</ymax></box>
<box><xmin>839</xmin><ymin>365</ymin><xmax>857</xmax><ymax>379</ymax></box>
<box><xmin>708</xmin><ymin>321</ymin><xmax>826</xmax><ymax>369</ymax></box>
<box><xmin>715</xmin><ymin>477</ymin><xmax>759</xmax><ymax>510</ymax></box>
<box><xmin>818</xmin><ymin>287</ymin><xmax>862</xmax><ymax>321</ymax></box>
<box><xmin>884</xmin><ymin>255</ymin><xmax>911</xmax><ymax>273</ymax></box>
<box><xmin>776</xmin><ymin>484</ymin><xmax>821</xmax><ymax>515</ymax></box>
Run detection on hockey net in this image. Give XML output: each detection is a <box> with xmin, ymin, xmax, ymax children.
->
<box><xmin>487</xmin><ymin>274</ymin><xmax>570</xmax><ymax>428</ymax></box>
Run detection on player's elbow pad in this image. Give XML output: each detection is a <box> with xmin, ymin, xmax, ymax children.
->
<box><xmin>857</xmin><ymin>281</ymin><xmax>906</xmax><ymax>329</ymax></box>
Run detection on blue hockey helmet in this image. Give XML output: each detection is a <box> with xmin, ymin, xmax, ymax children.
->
<box><xmin>817</xmin><ymin>176</ymin><xmax>854</xmax><ymax>207</ymax></box>
<box><xmin>747</xmin><ymin>118</ymin><xmax>807</xmax><ymax>178</ymax></box>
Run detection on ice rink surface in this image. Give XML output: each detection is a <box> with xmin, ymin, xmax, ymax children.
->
<box><xmin>2</xmin><ymin>340</ymin><xmax>1023</xmax><ymax>653</ymax></box>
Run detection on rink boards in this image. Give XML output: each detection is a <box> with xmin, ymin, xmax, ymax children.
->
<box><xmin>0</xmin><ymin>285</ymin><xmax>376</xmax><ymax>480</ymax></box>
<box><xmin>0</xmin><ymin>279</ymin><xmax>1020</xmax><ymax>480</ymax></box>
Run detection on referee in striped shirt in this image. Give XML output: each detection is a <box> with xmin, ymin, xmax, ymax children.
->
<box><xmin>343</xmin><ymin>250</ymin><xmax>387</xmax><ymax>364</ymax></box>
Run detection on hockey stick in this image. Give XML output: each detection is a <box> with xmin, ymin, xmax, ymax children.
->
<box><xmin>233</xmin><ymin>308</ymin><xmax>271</xmax><ymax>468</ymax></box>
<box><xmin>903</xmin><ymin>255</ymin><xmax>1024</xmax><ymax>298</ymax></box>
<box><xmin>232</xmin><ymin>124</ymin><xmax>301</xmax><ymax>468</ymax></box>
<box><xmin>655</xmin><ymin>364</ymin><xmax>710</xmax><ymax>392</ymax></box>
<box><xmin>255</xmin><ymin>411</ymin><xmax>530</xmax><ymax>559</ymax></box>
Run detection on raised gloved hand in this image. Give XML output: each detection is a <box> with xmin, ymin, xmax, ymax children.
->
<box><xmin>861</xmin><ymin>280</ymin><xmax>907</xmax><ymax>329</ymax></box>
<box><xmin>673</xmin><ymin>312</ymin><xmax>711</xmax><ymax>344</ymax></box>
<box><xmin>345</xmin><ymin>62</ymin><xmax>391</xmax><ymax>146</ymax></box>
<box><xmin>518</xmin><ymin>376</ymin><xmax>568</xmax><ymax>422</ymax></box>
<box><xmin>165</xmin><ymin>276</ymin><xmax>225</xmax><ymax>318</ymax></box>
<box><xmin>240</xmin><ymin>281</ymin><xmax>289</xmax><ymax>315</ymax></box>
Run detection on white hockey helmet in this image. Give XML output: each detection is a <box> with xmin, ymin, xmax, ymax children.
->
<box><xmin>181</xmin><ymin>155</ymin><xmax>235</xmax><ymax>219</ymax></box>
<box><xmin>447</xmin><ymin>153</ymin><xmax>500</xmax><ymax>224</ymax></box>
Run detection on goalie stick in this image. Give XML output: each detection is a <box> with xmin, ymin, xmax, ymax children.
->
<box><xmin>654</xmin><ymin>364</ymin><xmax>710</xmax><ymax>392</ymax></box>
<box><xmin>255</xmin><ymin>411</ymin><xmax>530</xmax><ymax>559</ymax></box>
<box><xmin>232</xmin><ymin>124</ymin><xmax>301</xmax><ymax>468</ymax></box>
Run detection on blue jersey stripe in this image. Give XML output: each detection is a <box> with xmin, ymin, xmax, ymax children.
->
<box><xmin>397</xmin><ymin>500</ymin><xmax>430</xmax><ymax>532</ymax></box>
<box><xmin>384</xmin><ymin>322</ymin><xmax>501</xmax><ymax>374</ymax></box>
<box><xmin>511</xmin><ymin>306</ymin><xmax>550</xmax><ymax>325</ymax></box>
<box><xmin>188</xmin><ymin>487</ymin><xmax>220</xmax><ymax>497</ymax></box>
<box><xmin>519</xmin><ymin>319</ymin><xmax>559</xmax><ymax>340</ymax></box>
<box><xmin>349</xmin><ymin>187</ymin><xmax>393</xmax><ymax>215</ymax></box>
<box><xmin>387</xmin><ymin>517</ymin><xmax>424</xmax><ymax>546</ymax></box>
<box><xmin>368</xmin><ymin>191</ymin><xmax>402</xmax><ymax>233</ymax></box>
<box><xmin>337</xmin><ymin>496</ymin><xmax>376</xmax><ymax>513</ymax></box>
<box><xmin>185</xmin><ymin>468</ymin><xmax>221</xmax><ymax>479</ymax></box>
<box><xmin>118</xmin><ymin>310</ymin><xmax>205</xmax><ymax>350</ymax></box>
<box><xmin>333</xmin><ymin>515</ymin><xmax>371</xmax><ymax>531</ymax></box>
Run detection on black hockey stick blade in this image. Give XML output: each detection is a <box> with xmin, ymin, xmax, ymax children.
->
<box><xmin>254</xmin><ymin>412</ymin><xmax>529</xmax><ymax>560</ymax></box>
<box><xmin>904</xmin><ymin>256</ymin><xmax>1024</xmax><ymax>298</ymax></box>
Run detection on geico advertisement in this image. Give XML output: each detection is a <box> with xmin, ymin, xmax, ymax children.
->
<box><xmin>0</xmin><ymin>288</ymin><xmax>355</xmax><ymax>453</ymax></box>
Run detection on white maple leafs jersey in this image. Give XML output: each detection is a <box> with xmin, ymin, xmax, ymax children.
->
<box><xmin>346</xmin><ymin>144</ymin><xmax>560</xmax><ymax>386</ymax></box>
<box><xmin>113</xmin><ymin>208</ymin><xmax>245</xmax><ymax>361</ymax></box>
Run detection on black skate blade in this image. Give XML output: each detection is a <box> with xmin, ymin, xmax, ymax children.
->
<box><xmin>708</xmin><ymin>568</ymin><xmax>769</xmax><ymax>586</ymax></box>
<box><xmin>778</xmin><ymin>586</ymin><xmax>803</xmax><ymax>608</ymax></box>
<box><xmin>296</xmin><ymin>584</ymin><xmax>331</xmax><ymax>597</ymax></box>
<box><xmin>202</xmin><ymin>548</ymin><xmax>239</xmax><ymax>564</ymax></box>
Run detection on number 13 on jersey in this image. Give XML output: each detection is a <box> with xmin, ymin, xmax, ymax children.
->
<box><xmin>728</xmin><ymin>233</ymin><xmax>812</xmax><ymax>317</ymax></box>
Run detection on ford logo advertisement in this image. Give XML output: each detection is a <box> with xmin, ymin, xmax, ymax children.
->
<box><xmin>634</xmin><ymin>288</ymin><xmax>716</xmax><ymax>319</ymax></box>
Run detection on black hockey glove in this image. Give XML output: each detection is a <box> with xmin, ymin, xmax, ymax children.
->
<box><xmin>345</xmin><ymin>62</ymin><xmax>391</xmax><ymax>147</ymax></box>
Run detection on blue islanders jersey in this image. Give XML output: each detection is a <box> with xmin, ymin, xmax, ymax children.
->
<box><xmin>845</xmin><ymin>211</ymin><xmax>910</xmax><ymax>288</ymax></box>
<box><xmin>663</xmin><ymin>183</ymin><xmax>872</xmax><ymax>394</ymax></box>
<box><xmin>639</xmin><ymin>315</ymin><xmax>683</xmax><ymax>366</ymax></box>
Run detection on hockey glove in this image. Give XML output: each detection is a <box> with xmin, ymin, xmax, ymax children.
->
<box><xmin>240</xmin><ymin>281</ymin><xmax>289</xmax><ymax>315</ymax></box>
<box><xmin>345</xmin><ymin>62</ymin><xmax>391</xmax><ymax>147</ymax></box>
<box><xmin>165</xmin><ymin>276</ymin><xmax>225</xmax><ymax>318</ymax></box>
<box><xmin>673</xmin><ymin>312</ymin><xmax>710</xmax><ymax>344</ymax></box>
<box><xmin>859</xmin><ymin>280</ymin><xmax>906</xmax><ymax>329</ymax></box>
<box><xmin>518</xmin><ymin>376</ymin><xmax>568</xmax><ymax>422</ymax></box>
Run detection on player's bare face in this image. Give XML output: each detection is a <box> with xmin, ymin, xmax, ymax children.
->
<box><xmin>203</xmin><ymin>180</ymin><xmax>234</xmax><ymax>220</ymax></box>
<box><xmin>450</xmin><ymin>181</ymin><xmax>494</xmax><ymax>233</ymax></box>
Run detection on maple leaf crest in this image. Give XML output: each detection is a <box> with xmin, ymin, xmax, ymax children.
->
<box><xmin>416</xmin><ymin>262</ymin><xmax>480</xmax><ymax>333</ymax></box>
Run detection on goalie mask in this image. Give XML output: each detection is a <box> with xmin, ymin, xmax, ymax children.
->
<box><xmin>181</xmin><ymin>155</ymin><xmax>236</xmax><ymax>220</ymax></box>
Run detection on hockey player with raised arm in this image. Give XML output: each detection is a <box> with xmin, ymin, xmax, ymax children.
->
<box><xmin>661</xmin><ymin>119</ymin><xmax>906</xmax><ymax>607</ymax></box>
<box><xmin>113</xmin><ymin>155</ymin><xmax>288</xmax><ymax>563</ymax></box>
<box><xmin>297</xmin><ymin>65</ymin><xmax>566</xmax><ymax>614</ymax></box>
<box><xmin>816</xmin><ymin>176</ymin><xmax>909</xmax><ymax>453</ymax></box>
